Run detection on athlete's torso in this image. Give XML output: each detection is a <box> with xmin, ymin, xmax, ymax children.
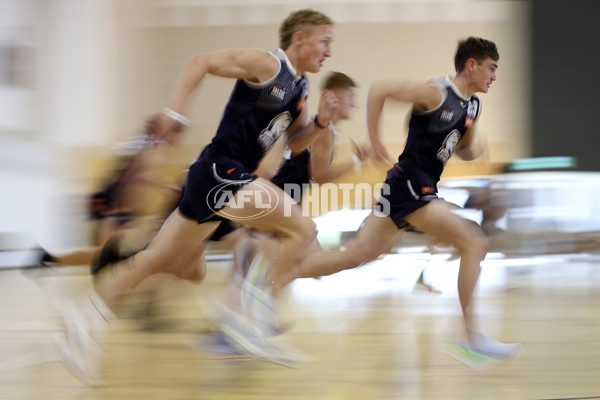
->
<box><xmin>199</xmin><ymin>48</ymin><xmax>309</xmax><ymax>171</ymax></box>
<box><xmin>397</xmin><ymin>76</ymin><xmax>481</xmax><ymax>185</ymax></box>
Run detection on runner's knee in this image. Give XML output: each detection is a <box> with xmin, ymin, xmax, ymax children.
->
<box><xmin>176</xmin><ymin>260</ymin><xmax>207</xmax><ymax>283</ymax></box>
<box><xmin>280</xmin><ymin>217</ymin><xmax>317</xmax><ymax>245</ymax></box>
<box><xmin>473</xmin><ymin>234</ymin><xmax>490</xmax><ymax>260</ymax></box>
<box><xmin>297</xmin><ymin>217</ymin><xmax>318</xmax><ymax>244</ymax></box>
<box><xmin>456</xmin><ymin>229</ymin><xmax>489</xmax><ymax>260</ymax></box>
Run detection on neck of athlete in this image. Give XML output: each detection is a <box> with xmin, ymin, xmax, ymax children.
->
<box><xmin>283</xmin><ymin>48</ymin><xmax>306</xmax><ymax>76</ymax></box>
<box><xmin>452</xmin><ymin>73</ymin><xmax>476</xmax><ymax>98</ymax></box>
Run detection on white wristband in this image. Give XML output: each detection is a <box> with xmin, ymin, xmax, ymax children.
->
<box><xmin>163</xmin><ymin>108</ymin><xmax>190</xmax><ymax>126</ymax></box>
<box><xmin>352</xmin><ymin>154</ymin><xmax>362</xmax><ymax>172</ymax></box>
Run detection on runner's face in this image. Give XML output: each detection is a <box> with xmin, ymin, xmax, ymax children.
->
<box><xmin>298</xmin><ymin>24</ymin><xmax>333</xmax><ymax>73</ymax></box>
<box><xmin>333</xmin><ymin>87</ymin><xmax>356</xmax><ymax>120</ymax></box>
<box><xmin>473</xmin><ymin>57</ymin><xmax>498</xmax><ymax>93</ymax></box>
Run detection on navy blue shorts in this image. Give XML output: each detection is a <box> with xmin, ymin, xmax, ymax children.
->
<box><xmin>376</xmin><ymin>165</ymin><xmax>438</xmax><ymax>229</ymax></box>
<box><xmin>271</xmin><ymin>149</ymin><xmax>311</xmax><ymax>200</ymax></box>
<box><xmin>178</xmin><ymin>159</ymin><xmax>257</xmax><ymax>224</ymax></box>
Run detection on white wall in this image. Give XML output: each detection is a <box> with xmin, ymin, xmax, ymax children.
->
<box><xmin>0</xmin><ymin>0</ymin><xmax>118</xmax><ymax>248</ymax></box>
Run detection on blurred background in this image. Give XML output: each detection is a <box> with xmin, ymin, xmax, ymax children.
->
<box><xmin>0</xmin><ymin>0</ymin><xmax>599</xmax><ymax>258</ymax></box>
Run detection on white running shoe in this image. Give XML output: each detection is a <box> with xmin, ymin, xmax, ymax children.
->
<box><xmin>223</xmin><ymin>238</ymin><xmax>258</xmax><ymax>313</ymax></box>
<box><xmin>184</xmin><ymin>332</ymin><xmax>249</xmax><ymax>360</ymax></box>
<box><xmin>240</xmin><ymin>278</ymin><xmax>283</xmax><ymax>336</ymax></box>
<box><xmin>238</xmin><ymin>252</ymin><xmax>287</xmax><ymax>336</ymax></box>
<box><xmin>54</xmin><ymin>299</ymin><xmax>107</xmax><ymax>387</ymax></box>
<box><xmin>442</xmin><ymin>333</ymin><xmax>523</xmax><ymax>371</ymax></box>
<box><xmin>211</xmin><ymin>299</ymin><xmax>302</xmax><ymax>367</ymax></box>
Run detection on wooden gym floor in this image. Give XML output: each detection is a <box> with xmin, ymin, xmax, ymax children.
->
<box><xmin>0</xmin><ymin>249</ymin><xmax>599</xmax><ymax>400</ymax></box>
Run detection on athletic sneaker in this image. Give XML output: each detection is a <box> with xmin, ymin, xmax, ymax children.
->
<box><xmin>184</xmin><ymin>332</ymin><xmax>249</xmax><ymax>360</ymax></box>
<box><xmin>54</xmin><ymin>299</ymin><xmax>107</xmax><ymax>387</ymax></box>
<box><xmin>240</xmin><ymin>278</ymin><xmax>282</xmax><ymax>335</ymax></box>
<box><xmin>442</xmin><ymin>333</ymin><xmax>523</xmax><ymax>371</ymax></box>
<box><xmin>238</xmin><ymin>252</ymin><xmax>286</xmax><ymax>336</ymax></box>
<box><xmin>222</xmin><ymin>235</ymin><xmax>256</xmax><ymax>313</ymax></box>
<box><xmin>211</xmin><ymin>299</ymin><xmax>302</xmax><ymax>367</ymax></box>
<box><xmin>210</xmin><ymin>333</ymin><xmax>247</xmax><ymax>357</ymax></box>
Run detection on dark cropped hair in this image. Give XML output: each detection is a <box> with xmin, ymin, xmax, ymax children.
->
<box><xmin>454</xmin><ymin>37</ymin><xmax>499</xmax><ymax>73</ymax></box>
<box><xmin>322</xmin><ymin>71</ymin><xmax>356</xmax><ymax>91</ymax></box>
<box><xmin>279</xmin><ymin>9</ymin><xmax>334</xmax><ymax>50</ymax></box>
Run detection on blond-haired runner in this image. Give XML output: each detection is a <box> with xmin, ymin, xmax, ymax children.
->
<box><xmin>55</xmin><ymin>9</ymin><xmax>337</xmax><ymax>386</ymax></box>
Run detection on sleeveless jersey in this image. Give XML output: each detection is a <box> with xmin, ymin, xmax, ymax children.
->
<box><xmin>397</xmin><ymin>76</ymin><xmax>481</xmax><ymax>185</ymax></box>
<box><xmin>199</xmin><ymin>48</ymin><xmax>309</xmax><ymax>172</ymax></box>
<box><xmin>271</xmin><ymin>121</ymin><xmax>337</xmax><ymax>191</ymax></box>
<box><xmin>271</xmin><ymin>148</ymin><xmax>311</xmax><ymax>190</ymax></box>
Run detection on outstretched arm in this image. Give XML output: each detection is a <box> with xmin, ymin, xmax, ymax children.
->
<box><xmin>156</xmin><ymin>48</ymin><xmax>280</xmax><ymax>140</ymax></box>
<box><xmin>367</xmin><ymin>80</ymin><xmax>443</xmax><ymax>163</ymax></box>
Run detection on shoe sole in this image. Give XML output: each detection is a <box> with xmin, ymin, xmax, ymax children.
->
<box><xmin>54</xmin><ymin>300</ymin><xmax>107</xmax><ymax>387</ymax></box>
<box><xmin>441</xmin><ymin>342</ymin><xmax>512</xmax><ymax>371</ymax></box>
<box><xmin>211</xmin><ymin>300</ymin><xmax>298</xmax><ymax>367</ymax></box>
<box><xmin>54</xmin><ymin>332</ymin><xmax>106</xmax><ymax>387</ymax></box>
<box><xmin>184</xmin><ymin>333</ymin><xmax>251</xmax><ymax>360</ymax></box>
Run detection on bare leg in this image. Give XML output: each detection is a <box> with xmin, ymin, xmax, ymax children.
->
<box><xmin>52</xmin><ymin>210</ymin><xmax>217</xmax><ymax>388</ymax></box>
<box><xmin>275</xmin><ymin>212</ymin><xmax>405</xmax><ymax>293</ymax></box>
<box><xmin>241</xmin><ymin>232</ymin><xmax>322</xmax><ymax>298</ymax></box>
<box><xmin>93</xmin><ymin>209</ymin><xmax>220</xmax><ymax>309</ymax></box>
<box><xmin>52</xmin><ymin>248</ymin><xmax>99</xmax><ymax>266</ymax></box>
<box><xmin>216</xmin><ymin>178</ymin><xmax>317</xmax><ymax>295</ymax></box>
<box><xmin>412</xmin><ymin>203</ymin><xmax>525</xmax><ymax>367</ymax></box>
<box><xmin>277</xmin><ymin>199</ymin><xmax>487</xmax><ymax>335</ymax></box>
<box><xmin>403</xmin><ymin>199</ymin><xmax>488</xmax><ymax>335</ymax></box>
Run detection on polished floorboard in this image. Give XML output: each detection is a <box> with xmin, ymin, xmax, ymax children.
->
<box><xmin>0</xmin><ymin>250</ymin><xmax>599</xmax><ymax>400</ymax></box>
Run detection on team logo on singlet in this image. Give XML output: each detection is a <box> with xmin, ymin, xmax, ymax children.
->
<box><xmin>270</xmin><ymin>83</ymin><xmax>286</xmax><ymax>102</ymax></box>
<box><xmin>465</xmin><ymin>99</ymin><xmax>479</xmax><ymax>128</ymax></box>
<box><xmin>437</xmin><ymin>129</ymin><xmax>461</xmax><ymax>166</ymax></box>
<box><xmin>296</xmin><ymin>97</ymin><xmax>306</xmax><ymax>112</ymax></box>
<box><xmin>440</xmin><ymin>107</ymin><xmax>454</xmax><ymax>123</ymax></box>
<box><xmin>258</xmin><ymin>112</ymin><xmax>292</xmax><ymax>155</ymax></box>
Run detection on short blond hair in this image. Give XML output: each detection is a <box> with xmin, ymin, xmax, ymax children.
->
<box><xmin>279</xmin><ymin>9</ymin><xmax>334</xmax><ymax>50</ymax></box>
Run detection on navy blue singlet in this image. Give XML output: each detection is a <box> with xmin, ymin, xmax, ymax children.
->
<box><xmin>378</xmin><ymin>76</ymin><xmax>482</xmax><ymax>228</ymax></box>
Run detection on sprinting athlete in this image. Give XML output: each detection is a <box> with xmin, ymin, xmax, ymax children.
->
<box><xmin>227</xmin><ymin>72</ymin><xmax>370</xmax><ymax>336</ymax></box>
<box><xmin>270</xmin><ymin>37</ymin><xmax>523</xmax><ymax>370</ymax></box>
<box><xmin>55</xmin><ymin>9</ymin><xmax>337</xmax><ymax>386</ymax></box>
<box><xmin>272</xmin><ymin>71</ymin><xmax>368</xmax><ymax>197</ymax></box>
